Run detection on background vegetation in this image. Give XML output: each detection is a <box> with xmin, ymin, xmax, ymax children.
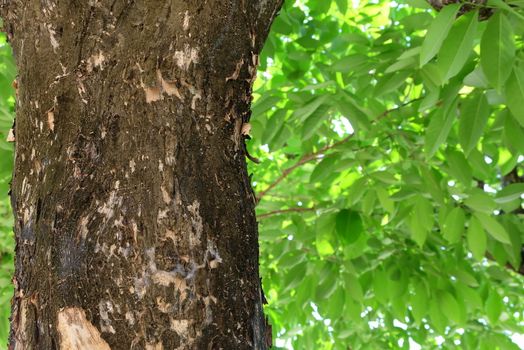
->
<box><xmin>250</xmin><ymin>0</ymin><xmax>524</xmax><ymax>348</ymax></box>
<box><xmin>1</xmin><ymin>0</ymin><xmax>524</xmax><ymax>349</ymax></box>
<box><xmin>0</xmin><ymin>28</ymin><xmax>15</xmax><ymax>346</ymax></box>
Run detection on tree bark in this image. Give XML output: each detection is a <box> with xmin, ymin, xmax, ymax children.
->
<box><xmin>1</xmin><ymin>0</ymin><xmax>282</xmax><ymax>348</ymax></box>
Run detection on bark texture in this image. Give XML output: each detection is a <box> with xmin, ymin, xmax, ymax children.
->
<box><xmin>1</xmin><ymin>0</ymin><xmax>282</xmax><ymax>348</ymax></box>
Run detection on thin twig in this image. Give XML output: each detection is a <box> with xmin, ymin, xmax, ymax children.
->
<box><xmin>256</xmin><ymin>135</ymin><xmax>353</xmax><ymax>202</ymax></box>
<box><xmin>257</xmin><ymin>207</ymin><xmax>316</xmax><ymax>219</ymax></box>
<box><xmin>376</xmin><ymin>96</ymin><xmax>424</xmax><ymax>122</ymax></box>
<box><xmin>256</xmin><ymin>97</ymin><xmax>424</xmax><ymax>203</ymax></box>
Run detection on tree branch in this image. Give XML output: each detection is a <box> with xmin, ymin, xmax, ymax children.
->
<box><xmin>257</xmin><ymin>207</ymin><xmax>316</xmax><ymax>219</ymax></box>
<box><xmin>426</xmin><ymin>0</ymin><xmax>494</xmax><ymax>20</ymax></box>
<box><xmin>256</xmin><ymin>134</ymin><xmax>353</xmax><ymax>202</ymax></box>
<box><xmin>255</xmin><ymin>97</ymin><xmax>424</xmax><ymax>203</ymax></box>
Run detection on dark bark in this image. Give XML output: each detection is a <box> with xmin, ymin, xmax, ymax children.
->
<box><xmin>426</xmin><ymin>0</ymin><xmax>494</xmax><ymax>19</ymax></box>
<box><xmin>1</xmin><ymin>0</ymin><xmax>282</xmax><ymax>348</ymax></box>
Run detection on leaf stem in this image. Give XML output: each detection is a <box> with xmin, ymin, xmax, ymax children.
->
<box><xmin>257</xmin><ymin>207</ymin><xmax>316</xmax><ymax>219</ymax></box>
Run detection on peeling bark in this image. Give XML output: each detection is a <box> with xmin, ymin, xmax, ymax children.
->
<box><xmin>57</xmin><ymin>308</ymin><xmax>111</xmax><ymax>350</ymax></box>
<box><xmin>1</xmin><ymin>0</ymin><xmax>282</xmax><ymax>348</ymax></box>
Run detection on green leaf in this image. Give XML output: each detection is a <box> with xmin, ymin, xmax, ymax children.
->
<box><xmin>316</xmin><ymin>214</ymin><xmax>336</xmax><ymax>257</ymax></box>
<box><xmin>336</xmin><ymin>91</ymin><xmax>371</xmax><ymax>131</ymax></box>
<box><xmin>332</xmin><ymin>55</ymin><xmax>369</xmax><ymax>74</ymax></box>
<box><xmin>465</xmin><ymin>189</ymin><xmax>496</xmax><ymax>214</ymax></box>
<box><xmin>425</xmin><ymin>98</ymin><xmax>458</xmax><ymax>158</ymax></box>
<box><xmin>335</xmin><ymin>0</ymin><xmax>348</xmax><ymax>13</ymax></box>
<box><xmin>459</xmin><ymin>94</ymin><xmax>490</xmax><ymax>156</ymax></box>
<box><xmin>505</xmin><ymin>66</ymin><xmax>524</xmax><ymax>127</ymax></box>
<box><xmin>418</xmin><ymin>89</ymin><xmax>440</xmax><ymax>112</ymax></box>
<box><xmin>409</xmin><ymin>213</ymin><xmax>428</xmax><ymax>248</ymax></box>
<box><xmin>503</xmin><ymin>111</ymin><xmax>524</xmax><ymax>154</ymax></box>
<box><xmin>361</xmin><ymin>190</ymin><xmax>377</xmax><ymax>216</ymax></box>
<box><xmin>456</xmin><ymin>282</ymin><xmax>483</xmax><ymax>311</ymax></box>
<box><xmin>385</xmin><ymin>55</ymin><xmax>417</xmax><ymax>74</ymax></box>
<box><xmin>429</xmin><ymin>297</ymin><xmax>446</xmax><ymax>334</ymax></box>
<box><xmin>262</xmin><ymin>109</ymin><xmax>287</xmax><ymax>145</ymax></box>
<box><xmin>409</xmin><ymin>196</ymin><xmax>433</xmax><ymax>247</ymax></box>
<box><xmin>387</xmin><ymin>268</ymin><xmax>408</xmax><ymax>298</ymax></box>
<box><xmin>345</xmin><ymin>273</ymin><xmax>364</xmax><ymax>303</ymax></box>
<box><xmin>480</xmin><ymin>12</ymin><xmax>515</xmax><ymax>92</ymax></box>
<box><xmin>468</xmin><ymin>149</ymin><xmax>492</xmax><ymax>180</ymax></box>
<box><xmin>345</xmin><ymin>299</ymin><xmax>362</xmax><ymax>322</ymax></box>
<box><xmin>420</xmin><ymin>4</ymin><xmax>461</xmax><ymax>66</ymax></box>
<box><xmin>374</xmin><ymin>71</ymin><xmax>410</xmax><ymax>96</ymax></box>
<box><xmin>442</xmin><ymin>207</ymin><xmax>466</xmax><ymax>243</ymax></box>
<box><xmin>467</xmin><ymin>216</ymin><xmax>487</xmax><ymax>261</ymax></box>
<box><xmin>398</xmin><ymin>47</ymin><xmax>422</xmax><ymax>60</ymax></box>
<box><xmin>376</xmin><ymin>187</ymin><xmax>394</xmax><ymax>214</ymax></box>
<box><xmin>500</xmin><ymin>154</ymin><xmax>518</xmax><ymax>176</ymax></box>
<box><xmin>370</xmin><ymin>170</ymin><xmax>397</xmax><ymax>185</ymax></box>
<box><xmin>293</xmin><ymin>95</ymin><xmax>329</xmax><ymax>122</ymax></box>
<box><xmin>464</xmin><ymin>67</ymin><xmax>489</xmax><ymax>88</ymax></box>
<box><xmin>485</xmin><ymin>289</ymin><xmax>503</xmax><ymax>324</ymax></box>
<box><xmin>373</xmin><ymin>269</ymin><xmax>389</xmax><ymax>305</ymax></box>
<box><xmin>446</xmin><ymin>149</ymin><xmax>473</xmax><ymax>186</ymax></box>
<box><xmin>406</xmin><ymin>0</ymin><xmax>432</xmax><ymax>8</ymax></box>
<box><xmin>335</xmin><ymin>209</ymin><xmax>364</xmax><ymax>245</ymax></box>
<box><xmin>504</xmin><ymin>220</ymin><xmax>523</xmax><ymax>270</ymax></box>
<box><xmin>439</xmin><ymin>291</ymin><xmax>463</xmax><ymax>325</ymax></box>
<box><xmin>316</xmin><ymin>271</ymin><xmax>339</xmax><ymax>300</ymax></box>
<box><xmin>419</xmin><ymin>165</ymin><xmax>445</xmax><ymax>203</ymax></box>
<box><xmin>278</xmin><ymin>250</ymin><xmax>307</xmax><ymax>269</ymax></box>
<box><xmin>437</xmin><ymin>10</ymin><xmax>479</xmax><ymax>81</ymax></box>
<box><xmin>310</xmin><ymin>155</ymin><xmax>339</xmax><ymax>183</ymax></box>
<box><xmin>310</xmin><ymin>0</ymin><xmax>332</xmax><ymax>15</ymax></box>
<box><xmin>474</xmin><ymin>213</ymin><xmax>511</xmax><ymax>244</ymax></box>
<box><xmin>326</xmin><ymin>287</ymin><xmax>345</xmax><ymax>320</ymax></box>
<box><xmin>421</xmin><ymin>62</ymin><xmax>444</xmax><ymax>87</ymax></box>
<box><xmin>316</xmin><ymin>238</ymin><xmax>335</xmax><ymax>257</ymax></box>
<box><xmin>411</xmin><ymin>279</ymin><xmax>428</xmax><ymax>325</ymax></box>
<box><xmin>302</xmin><ymin>104</ymin><xmax>331</xmax><ymax>140</ymax></box>
<box><xmin>252</xmin><ymin>95</ymin><xmax>280</xmax><ymax>117</ymax></box>
<box><xmin>495</xmin><ymin>183</ymin><xmax>524</xmax><ymax>204</ymax></box>
<box><xmin>348</xmin><ymin>177</ymin><xmax>368</xmax><ymax>206</ymax></box>
<box><xmin>454</xmin><ymin>268</ymin><xmax>479</xmax><ymax>287</ymax></box>
<box><xmin>267</xmin><ymin>123</ymin><xmax>291</xmax><ymax>151</ymax></box>
<box><xmin>281</xmin><ymin>262</ymin><xmax>307</xmax><ymax>293</ymax></box>
<box><xmin>487</xmin><ymin>0</ymin><xmax>524</xmax><ymax>20</ymax></box>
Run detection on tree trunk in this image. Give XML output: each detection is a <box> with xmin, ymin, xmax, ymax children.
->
<box><xmin>1</xmin><ymin>1</ymin><xmax>282</xmax><ymax>348</ymax></box>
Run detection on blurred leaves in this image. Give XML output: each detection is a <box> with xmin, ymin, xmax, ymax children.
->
<box><xmin>0</xmin><ymin>31</ymin><xmax>14</xmax><ymax>347</ymax></box>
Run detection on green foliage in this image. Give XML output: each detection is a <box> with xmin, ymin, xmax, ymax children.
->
<box><xmin>250</xmin><ymin>1</ymin><xmax>524</xmax><ymax>348</ymax></box>
<box><xmin>0</xmin><ymin>30</ymin><xmax>14</xmax><ymax>347</ymax></box>
<box><xmin>480</xmin><ymin>12</ymin><xmax>515</xmax><ymax>93</ymax></box>
<box><xmin>420</xmin><ymin>4</ymin><xmax>461</xmax><ymax>66</ymax></box>
<box><xmin>0</xmin><ymin>197</ymin><xmax>13</xmax><ymax>346</ymax></box>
